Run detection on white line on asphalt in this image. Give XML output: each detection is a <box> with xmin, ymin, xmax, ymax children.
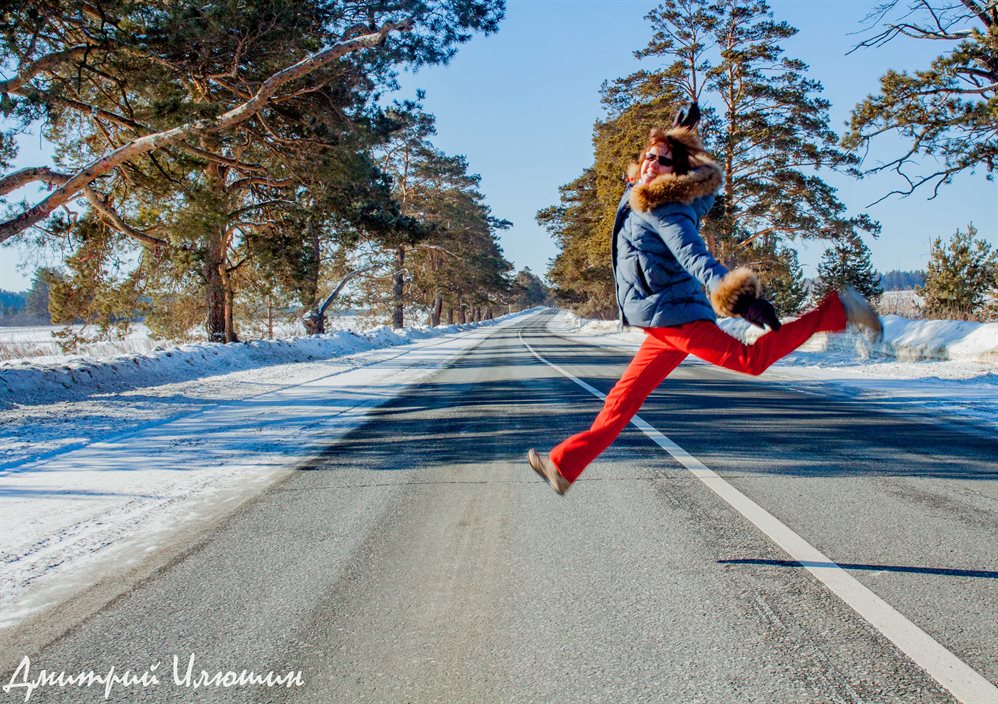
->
<box><xmin>518</xmin><ymin>325</ymin><xmax>998</xmax><ymax>704</ymax></box>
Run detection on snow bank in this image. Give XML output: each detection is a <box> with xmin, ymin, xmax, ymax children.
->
<box><xmin>881</xmin><ymin>316</ymin><xmax>998</xmax><ymax>363</ymax></box>
<box><xmin>553</xmin><ymin>312</ymin><xmax>998</xmax><ymax>365</ymax></box>
<box><xmin>0</xmin><ymin>313</ymin><xmax>542</xmax><ymax>409</ymax></box>
<box><xmin>549</xmin><ymin>309</ymin><xmax>996</xmax><ymax>431</ymax></box>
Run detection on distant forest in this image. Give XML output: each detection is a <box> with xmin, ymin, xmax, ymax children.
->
<box><xmin>1</xmin><ymin>282</ymin><xmax>50</xmax><ymax>325</ymax></box>
<box><xmin>878</xmin><ymin>270</ymin><xmax>925</xmax><ymax>291</ymax></box>
<box><xmin>0</xmin><ymin>290</ymin><xmax>26</xmax><ymax>314</ymax></box>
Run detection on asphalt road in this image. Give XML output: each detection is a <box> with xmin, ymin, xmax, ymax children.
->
<box><xmin>2</xmin><ymin>310</ymin><xmax>996</xmax><ymax>703</ymax></box>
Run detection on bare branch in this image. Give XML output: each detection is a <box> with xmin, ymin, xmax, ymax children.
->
<box><xmin>959</xmin><ymin>0</ymin><xmax>993</xmax><ymax>26</ymax></box>
<box><xmin>864</xmin><ymin>163</ymin><xmax>966</xmax><ymax>205</ymax></box>
<box><xmin>415</xmin><ymin>243</ymin><xmax>460</xmax><ymax>258</ymax></box>
<box><xmin>916</xmin><ymin>81</ymin><xmax>997</xmax><ymax>94</ymax></box>
<box><xmin>227</xmin><ymin>199</ymin><xmax>292</xmax><ymax>218</ymax></box>
<box><xmin>226</xmin><ymin>220</ymin><xmax>277</xmax><ymax>236</ymax></box>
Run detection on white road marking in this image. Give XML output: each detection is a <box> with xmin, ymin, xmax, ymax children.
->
<box><xmin>518</xmin><ymin>325</ymin><xmax>998</xmax><ymax>704</ymax></box>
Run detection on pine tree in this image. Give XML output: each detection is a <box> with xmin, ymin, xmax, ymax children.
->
<box><xmin>765</xmin><ymin>245</ymin><xmax>808</xmax><ymax>316</ymax></box>
<box><xmin>511</xmin><ymin>268</ymin><xmax>551</xmax><ymax>309</ymax></box>
<box><xmin>843</xmin><ymin>1</ymin><xmax>995</xmax><ymax>201</ymax></box>
<box><xmin>0</xmin><ymin>0</ymin><xmax>505</xmax><ymax>341</ymax></box>
<box><xmin>815</xmin><ymin>236</ymin><xmax>883</xmax><ymax>300</ymax></box>
<box><xmin>920</xmin><ymin>223</ymin><xmax>998</xmax><ymax>321</ymax></box>
<box><xmin>538</xmin><ymin>168</ymin><xmax>616</xmax><ymax>319</ymax></box>
<box><xmin>607</xmin><ymin>0</ymin><xmax>879</xmax><ymax>262</ymax></box>
<box><xmin>24</xmin><ymin>268</ymin><xmax>56</xmax><ymax>323</ymax></box>
<box><xmin>544</xmin><ymin>0</ymin><xmax>879</xmax><ymax>315</ymax></box>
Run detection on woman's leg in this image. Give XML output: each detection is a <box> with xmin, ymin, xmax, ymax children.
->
<box><xmin>549</xmin><ymin>333</ymin><xmax>688</xmax><ymax>483</ymax></box>
<box><xmin>648</xmin><ymin>292</ymin><xmax>847</xmax><ymax>376</ymax></box>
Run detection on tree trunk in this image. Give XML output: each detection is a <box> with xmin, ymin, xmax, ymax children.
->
<box><xmin>431</xmin><ymin>293</ymin><xmax>442</xmax><ymax>327</ymax></box>
<box><xmin>203</xmin><ymin>150</ymin><xmax>229</xmax><ymax>342</ymax></box>
<box><xmin>392</xmin><ymin>245</ymin><xmax>405</xmax><ymax>329</ymax></box>
<box><xmin>267</xmin><ymin>296</ymin><xmax>274</xmax><ymax>339</ymax></box>
<box><xmin>305</xmin><ymin>218</ymin><xmax>321</xmax><ymax>309</ymax></box>
<box><xmin>219</xmin><ymin>264</ymin><xmax>238</xmax><ymax>343</ymax></box>
<box><xmin>205</xmin><ymin>239</ymin><xmax>226</xmax><ymax>342</ymax></box>
<box><xmin>485</xmin><ymin>306</ymin><xmax>492</xmax><ymax>320</ymax></box>
<box><xmin>447</xmin><ymin>307</ymin><xmax>454</xmax><ymax>324</ymax></box>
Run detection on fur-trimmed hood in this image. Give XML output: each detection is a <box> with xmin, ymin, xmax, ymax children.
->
<box><xmin>629</xmin><ymin>161</ymin><xmax>723</xmax><ymax>213</ymax></box>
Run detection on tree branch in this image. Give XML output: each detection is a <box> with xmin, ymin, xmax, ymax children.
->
<box><xmin>914</xmin><ymin>81</ymin><xmax>997</xmax><ymax>94</ymax></box>
<box><xmin>0</xmin><ymin>167</ymin><xmax>71</xmax><ymax>196</ymax></box>
<box><xmin>0</xmin><ymin>18</ymin><xmax>414</xmax><ymax>244</ymax></box>
<box><xmin>228</xmin><ymin>176</ymin><xmax>295</xmax><ymax>191</ymax></box>
<box><xmin>83</xmin><ymin>186</ymin><xmax>170</xmax><ymax>249</ymax></box>
<box><xmin>225</xmin><ymin>220</ymin><xmax>277</xmax><ymax>236</ymax></box>
<box><xmin>0</xmin><ymin>45</ymin><xmax>92</xmax><ymax>94</ymax></box>
<box><xmin>227</xmin><ymin>199</ymin><xmax>292</xmax><ymax>218</ymax></box>
<box><xmin>21</xmin><ymin>90</ymin><xmax>270</xmax><ymax>175</ymax></box>
<box><xmin>959</xmin><ymin>0</ymin><xmax>993</xmax><ymax>27</ymax></box>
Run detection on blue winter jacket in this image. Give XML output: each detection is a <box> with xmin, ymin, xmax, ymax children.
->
<box><xmin>612</xmin><ymin>162</ymin><xmax>737</xmax><ymax>328</ymax></box>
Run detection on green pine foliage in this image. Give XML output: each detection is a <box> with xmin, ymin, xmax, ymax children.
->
<box><xmin>764</xmin><ymin>245</ymin><xmax>808</xmax><ymax>317</ymax></box>
<box><xmin>1</xmin><ymin>1</ymin><xmax>506</xmax><ymax>342</ymax></box>
<box><xmin>511</xmin><ymin>268</ymin><xmax>552</xmax><ymax>309</ymax></box>
<box><xmin>879</xmin><ymin>270</ymin><xmax>925</xmax><ymax>291</ymax></box>
<box><xmin>920</xmin><ymin>223</ymin><xmax>998</xmax><ymax>321</ymax></box>
<box><xmin>544</xmin><ymin>0</ymin><xmax>879</xmax><ymax>317</ymax></box>
<box><xmin>814</xmin><ymin>236</ymin><xmax>883</xmax><ymax>301</ymax></box>
<box><xmin>843</xmin><ymin>1</ymin><xmax>996</xmax><ymax>201</ymax></box>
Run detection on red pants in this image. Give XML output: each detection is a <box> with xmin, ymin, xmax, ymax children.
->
<box><xmin>549</xmin><ymin>292</ymin><xmax>847</xmax><ymax>483</ymax></box>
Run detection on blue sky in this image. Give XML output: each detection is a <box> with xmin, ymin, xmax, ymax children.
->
<box><xmin>393</xmin><ymin>0</ymin><xmax>996</xmax><ymax>282</ymax></box>
<box><xmin>2</xmin><ymin>0</ymin><xmax>995</xmax><ymax>291</ymax></box>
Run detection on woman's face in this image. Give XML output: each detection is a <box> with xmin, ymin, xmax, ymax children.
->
<box><xmin>640</xmin><ymin>143</ymin><xmax>674</xmax><ymax>183</ymax></box>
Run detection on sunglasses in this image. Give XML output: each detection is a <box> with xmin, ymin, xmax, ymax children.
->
<box><xmin>644</xmin><ymin>152</ymin><xmax>674</xmax><ymax>167</ymax></box>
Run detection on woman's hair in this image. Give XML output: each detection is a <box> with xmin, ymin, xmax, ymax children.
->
<box><xmin>625</xmin><ymin>121</ymin><xmax>707</xmax><ymax>183</ymax></box>
<box><xmin>646</xmin><ymin>128</ymin><xmax>691</xmax><ymax>176</ymax></box>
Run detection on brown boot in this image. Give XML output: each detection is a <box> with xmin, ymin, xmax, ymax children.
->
<box><xmin>837</xmin><ymin>286</ymin><xmax>883</xmax><ymax>341</ymax></box>
<box><xmin>528</xmin><ymin>449</ymin><xmax>571</xmax><ymax>496</ymax></box>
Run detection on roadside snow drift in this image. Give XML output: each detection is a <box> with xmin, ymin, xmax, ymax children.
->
<box><xmin>0</xmin><ymin>311</ymin><xmax>540</xmax><ymax>629</ymax></box>
<box><xmin>2</xmin><ymin>323</ymin><xmax>480</xmax><ymax>408</ymax></box>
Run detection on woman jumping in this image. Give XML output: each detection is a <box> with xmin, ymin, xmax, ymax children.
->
<box><xmin>528</xmin><ymin>103</ymin><xmax>882</xmax><ymax>496</ymax></box>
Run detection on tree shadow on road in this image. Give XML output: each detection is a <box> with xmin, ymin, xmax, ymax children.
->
<box><xmin>299</xmin><ymin>340</ymin><xmax>998</xmax><ymax>483</ymax></box>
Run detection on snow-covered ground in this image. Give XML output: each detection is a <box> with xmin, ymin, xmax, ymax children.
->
<box><xmin>0</xmin><ymin>312</ymin><xmax>540</xmax><ymax>629</ymax></box>
<box><xmin>550</xmin><ymin>311</ymin><xmax>998</xmax><ymax>429</ymax></box>
<box><xmin>1</xmin><ymin>306</ymin><xmax>995</xmax><ymax>632</ymax></box>
<box><xmin>0</xmin><ymin>315</ymin><xmax>364</xmax><ymax>362</ymax></box>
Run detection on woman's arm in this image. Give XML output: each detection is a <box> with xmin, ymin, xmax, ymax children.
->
<box><xmin>638</xmin><ymin>203</ymin><xmax>761</xmax><ymax>317</ymax></box>
<box><xmin>637</xmin><ymin>203</ymin><xmax>727</xmax><ymax>291</ymax></box>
